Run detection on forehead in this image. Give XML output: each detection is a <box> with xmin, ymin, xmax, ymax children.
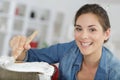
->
<box><xmin>76</xmin><ymin>13</ymin><xmax>99</xmax><ymax>24</ymax></box>
<box><xmin>76</xmin><ymin>13</ymin><xmax>102</xmax><ymax>26</ymax></box>
<box><xmin>75</xmin><ymin>13</ymin><xmax>103</xmax><ymax>29</ymax></box>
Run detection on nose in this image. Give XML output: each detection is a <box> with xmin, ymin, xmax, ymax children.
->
<box><xmin>81</xmin><ymin>30</ymin><xmax>89</xmax><ymax>39</ymax></box>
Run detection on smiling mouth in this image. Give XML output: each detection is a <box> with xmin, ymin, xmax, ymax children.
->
<box><xmin>80</xmin><ymin>42</ymin><xmax>93</xmax><ymax>47</ymax></box>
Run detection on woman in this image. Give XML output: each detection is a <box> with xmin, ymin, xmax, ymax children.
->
<box><xmin>10</xmin><ymin>4</ymin><xmax>120</xmax><ymax>80</ymax></box>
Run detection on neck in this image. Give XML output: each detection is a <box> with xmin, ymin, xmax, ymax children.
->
<box><xmin>83</xmin><ymin>50</ymin><xmax>102</xmax><ymax>68</ymax></box>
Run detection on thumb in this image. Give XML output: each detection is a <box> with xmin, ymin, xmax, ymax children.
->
<box><xmin>24</xmin><ymin>44</ymin><xmax>31</xmax><ymax>50</ymax></box>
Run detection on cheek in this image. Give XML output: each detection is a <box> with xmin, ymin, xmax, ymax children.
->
<box><xmin>74</xmin><ymin>32</ymin><xmax>79</xmax><ymax>40</ymax></box>
<box><xmin>94</xmin><ymin>34</ymin><xmax>105</xmax><ymax>43</ymax></box>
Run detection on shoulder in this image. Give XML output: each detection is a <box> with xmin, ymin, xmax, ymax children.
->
<box><xmin>108</xmin><ymin>60</ymin><xmax>120</xmax><ymax>79</ymax></box>
<box><xmin>104</xmin><ymin>47</ymin><xmax>120</xmax><ymax>68</ymax></box>
<box><xmin>104</xmin><ymin>47</ymin><xmax>120</xmax><ymax>79</ymax></box>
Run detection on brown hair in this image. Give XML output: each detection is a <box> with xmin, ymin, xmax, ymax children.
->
<box><xmin>74</xmin><ymin>4</ymin><xmax>111</xmax><ymax>43</ymax></box>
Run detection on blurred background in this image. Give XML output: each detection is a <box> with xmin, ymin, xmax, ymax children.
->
<box><xmin>0</xmin><ymin>0</ymin><xmax>120</xmax><ymax>59</ymax></box>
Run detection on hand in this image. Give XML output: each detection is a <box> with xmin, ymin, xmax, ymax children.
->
<box><xmin>9</xmin><ymin>31</ymin><xmax>38</xmax><ymax>60</ymax></box>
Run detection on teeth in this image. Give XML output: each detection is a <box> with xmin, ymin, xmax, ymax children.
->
<box><xmin>81</xmin><ymin>42</ymin><xmax>91</xmax><ymax>46</ymax></box>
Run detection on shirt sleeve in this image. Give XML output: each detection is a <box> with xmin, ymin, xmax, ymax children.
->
<box><xmin>25</xmin><ymin>41</ymin><xmax>75</xmax><ymax>64</ymax></box>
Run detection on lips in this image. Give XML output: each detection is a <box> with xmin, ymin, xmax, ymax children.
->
<box><xmin>80</xmin><ymin>42</ymin><xmax>93</xmax><ymax>47</ymax></box>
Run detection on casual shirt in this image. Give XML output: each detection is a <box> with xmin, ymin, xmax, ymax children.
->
<box><xmin>26</xmin><ymin>40</ymin><xmax>120</xmax><ymax>80</ymax></box>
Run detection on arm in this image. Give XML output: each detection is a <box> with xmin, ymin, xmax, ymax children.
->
<box><xmin>25</xmin><ymin>41</ymin><xmax>75</xmax><ymax>64</ymax></box>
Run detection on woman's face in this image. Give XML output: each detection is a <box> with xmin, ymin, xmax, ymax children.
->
<box><xmin>74</xmin><ymin>13</ymin><xmax>110</xmax><ymax>56</ymax></box>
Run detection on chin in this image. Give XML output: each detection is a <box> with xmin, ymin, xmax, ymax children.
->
<box><xmin>80</xmin><ymin>49</ymin><xmax>92</xmax><ymax>56</ymax></box>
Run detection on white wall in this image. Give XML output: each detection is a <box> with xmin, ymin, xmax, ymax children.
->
<box><xmin>105</xmin><ymin>4</ymin><xmax>120</xmax><ymax>59</ymax></box>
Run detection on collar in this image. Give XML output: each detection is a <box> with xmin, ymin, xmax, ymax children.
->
<box><xmin>73</xmin><ymin>45</ymin><xmax>83</xmax><ymax>67</ymax></box>
<box><xmin>74</xmin><ymin>46</ymin><xmax>110</xmax><ymax>79</ymax></box>
<box><xmin>95</xmin><ymin>46</ymin><xmax>110</xmax><ymax>80</ymax></box>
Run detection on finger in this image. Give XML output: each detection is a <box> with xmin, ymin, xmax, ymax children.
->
<box><xmin>13</xmin><ymin>36</ymin><xmax>21</xmax><ymax>50</ymax></box>
<box><xmin>12</xmin><ymin>49</ymin><xmax>22</xmax><ymax>59</ymax></box>
<box><xmin>11</xmin><ymin>36</ymin><xmax>21</xmax><ymax>58</ymax></box>
<box><xmin>9</xmin><ymin>37</ymin><xmax>17</xmax><ymax>48</ymax></box>
<box><xmin>18</xmin><ymin>36</ymin><xmax>26</xmax><ymax>50</ymax></box>
<box><xmin>24</xmin><ymin>44</ymin><xmax>31</xmax><ymax>50</ymax></box>
<box><xmin>10</xmin><ymin>36</ymin><xmax>20</xmax><ymax>50</ymax></box>
<box><xmin>14</xmin><ymin>36</ymin><xmax>27</xmax><ymax>58</ymax></box>
<box><xmin>26</xmin><ymin>30</ymin><xmax>38</xmax><ymax>44</ymax></box>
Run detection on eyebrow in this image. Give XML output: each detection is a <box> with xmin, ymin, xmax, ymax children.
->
<box><xmin>74</xmin><ymin>24</ymin><xmax>96</xmax><ymax>28</ymax></box>
<box><xmin>74</xmin><ymin>24</ymin><xmax>81</xmax><ymax>27</ymax></box>
<box><xmin>88</xmin><ymin>25</ymin><xmax>96</xmax><ymax>28</ymax></box>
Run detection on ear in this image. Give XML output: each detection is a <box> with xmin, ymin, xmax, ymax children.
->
<box><xmin>104</xmin><ymin>28</ymin><xmax>110</xmax><ymax>41</ymax></box>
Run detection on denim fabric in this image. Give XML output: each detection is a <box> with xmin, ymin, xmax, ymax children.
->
<box><xmin>26</xmin><ymin>40</ymin><xmax>120</xmax><ymax>80</ymax></box>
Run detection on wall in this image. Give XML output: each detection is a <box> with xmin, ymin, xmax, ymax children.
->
<box><xmin>1</xmin><ymin>0</ymin><xmax>120</xmax><ymax>58</ymax></box>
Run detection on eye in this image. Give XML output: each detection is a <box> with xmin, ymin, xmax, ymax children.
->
<box><xmin>75</xmin><ymin>27</ymin><xmax>82</xmax><ymax>32</ymax></box>
<box><xmin>89</xmin><ymin>28</ymin><xmax>96</xmax><ymax>32</ymax></box>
